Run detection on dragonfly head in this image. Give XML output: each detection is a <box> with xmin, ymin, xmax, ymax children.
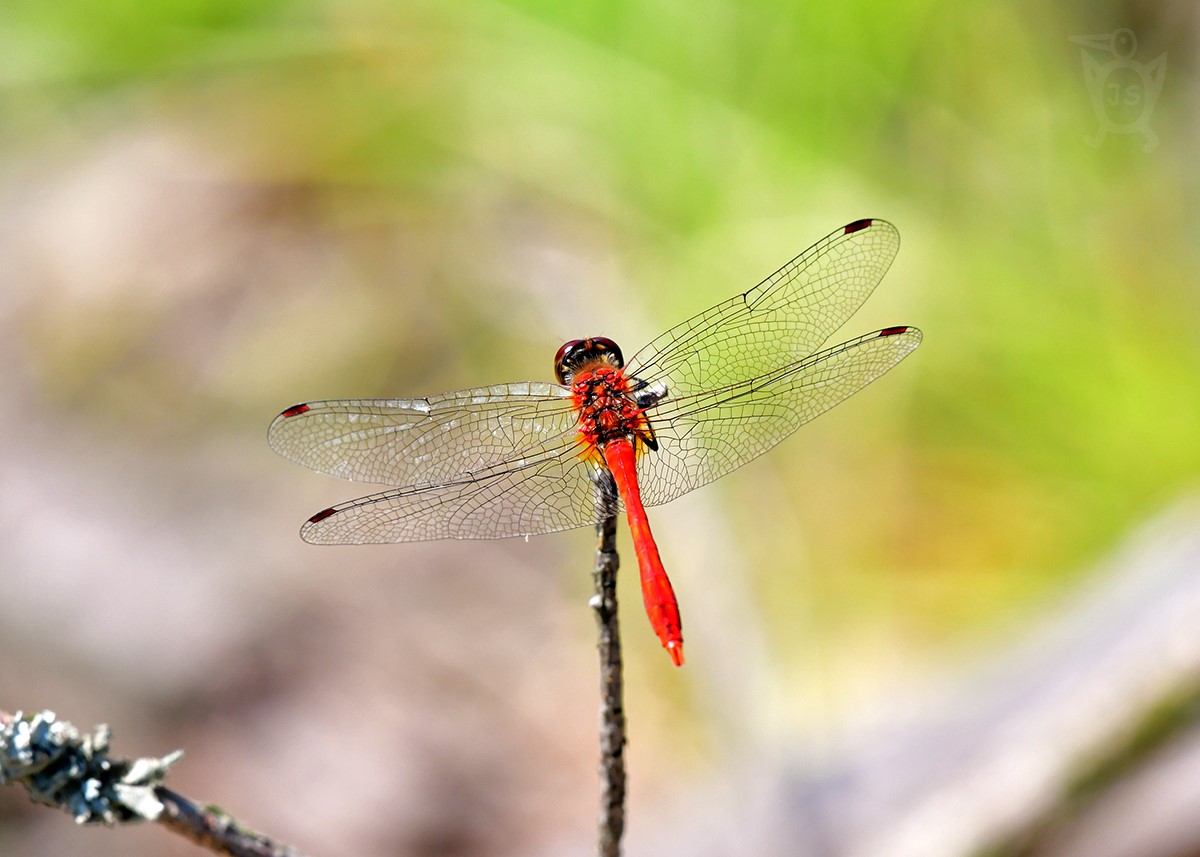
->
<box><xmin>554</xmin><ymin>337</ymin><xmax>624</xmax><ymax>385</ymax></box>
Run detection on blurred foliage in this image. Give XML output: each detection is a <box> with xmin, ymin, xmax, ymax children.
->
<box><xmin>2</xmin><ymin>0</ymin><xmax>1197</xmax><ymax>718</ymax></box>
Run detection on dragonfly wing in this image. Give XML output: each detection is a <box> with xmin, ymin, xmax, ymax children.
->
<box><xmin>299</xmin><ymin>446</ymin><xmax>605</xmax><ymax>544</ymax></box>
<box><xmin>268</xmin><ymin>382</ymin><xmax>577</xmax><ymax>486</ymax></box>
<box><xmin>624</xmin><ymin>219</ymin><xmax>900</xmax><ymax>399</ymax></box>
<box><xmin>638</xmin><ymin>326</ymin><xmax>921</xmax><ymax>508</ymax></box>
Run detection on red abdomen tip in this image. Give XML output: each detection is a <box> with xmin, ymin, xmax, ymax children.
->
<box><xmin>879</xmin><ymin>326</ymin><xmax>909</xmax><ymax>337</ymax></box>
<box><xmin>667</xmin><ymin>642</ymin><xmax>685</xmax><ymax>667</ymax></box>
<box><xmin>844</xmin><ymin>218</ymin><xmax>873</xmax><ymax>234</ymax></box>
<box><xmin>281</xmin><ymin>403</ymin><xmax>311</xmax><ymax>418</ymax></box>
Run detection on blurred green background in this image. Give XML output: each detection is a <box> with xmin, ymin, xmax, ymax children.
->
<box><xmin>2</xmin><ymin>2</ymin><xmax>1198</xmax><ymax>856</ymax></box>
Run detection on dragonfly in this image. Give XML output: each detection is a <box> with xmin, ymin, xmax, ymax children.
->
<box><xmin>269</xmin><ymin>218</ymin><xmax>921</xmax><ymax>666</ymax></box>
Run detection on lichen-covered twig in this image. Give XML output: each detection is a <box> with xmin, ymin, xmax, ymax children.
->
<box><xmin>0</xmin><ymin>709</ymin><xmax>181</xmax><ymax>824</ymax></box>
<box><xmin>0</xmin><ymin>709</ymin><xmax>309</xmax><ymax>857</ymax></box>
<box><xmin>590</xmin><ymin>470</ymin><xmax>626</xmax><ymax>857</ymax></box>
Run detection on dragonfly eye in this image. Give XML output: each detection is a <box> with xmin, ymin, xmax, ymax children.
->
<box><xmin>554</xmin><ymin>337</ymin><xmax>625</xmax><ymax>384</ymax></box>
<box><xmin>590</xmin><ymin>337</ymin><xmax>624</xmax><ymax>368</ymax></box>
<box><xmin>554</xmin><ymin>339</ymin><xmax>585</xmax><ymax>384</ymax></box>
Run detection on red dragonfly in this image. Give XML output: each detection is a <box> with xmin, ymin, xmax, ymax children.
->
<box><xmin>269</xmin><ymin>218</ymin><xmax>921</xmax><ymax>666</ymax></box>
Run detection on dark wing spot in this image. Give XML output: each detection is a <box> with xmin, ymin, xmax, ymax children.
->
<box><xmin>843</xmin><ymin>218</ymin><xmax>873</xmax><ymax>235</ymax></box>
<box><xmin>308</xmin><ymin>507</ymin><xmax>337</xmax><ymax>524</ymax></box>
<box><xmin>281</xmin><ymin>404</ymin><xmax>311</xmax><ymax>418</ymax></box>
<box><xmin>879</xmin><ymin>326</ymin><xmax>909</xmax><ymax>337</ymax></box>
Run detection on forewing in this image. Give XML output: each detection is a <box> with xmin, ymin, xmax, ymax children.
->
<box><xmin>268</xmin><ymin>382</ymin><xmax>576</xmax><ymax>487</ymax></box>
<box><xmin>624</xmin><ymin>219</ymin><xmax>900</xmax><ymax>399</ymax></box>
<box><xmin>638</xmin><ymin>326</ymin><xmax>921</xmax><ymax>508</ymax></box>
<box><xmin>299</xmin><ymin>443</ymin><xmax>604</xmax><ymax>544</ymax></box>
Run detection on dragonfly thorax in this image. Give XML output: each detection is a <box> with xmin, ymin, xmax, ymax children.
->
<box><xmin>570</xmin><ymin>364</ymin><xmax>657</xmax><ymax>454</ymax></box>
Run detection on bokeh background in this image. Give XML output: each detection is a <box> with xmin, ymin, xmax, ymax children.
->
<box><xmin>2</xmin><ymin>1</ymin><xmax>1199</xmax><ymax>856</ymax></box>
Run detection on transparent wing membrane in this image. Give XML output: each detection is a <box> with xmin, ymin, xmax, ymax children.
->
<box><xmin>300</xmin><ymin>449</ymin><xmax>601</xmax><ymax>544</ymax></box>
<box><xmin>268</xmin><ymin>383</ymin><xmax>576</xmax><ymax>486</ymax></box>
<box><xmin>637</xmin><ymin>326</ymin><xmax>921</xmax><ymax>508</ymax></box>
<box><xmin>625</xmin><ymin>219</ymin><xmax>900</xmax><ymax>399</ymax></box>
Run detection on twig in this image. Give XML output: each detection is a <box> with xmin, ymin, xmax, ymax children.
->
<box><xmin>591</xmin><ymin>470</ymin><xmax>626</xmax><ymax>857</ymax></box>
<box><xmin>155</xmin><ymin>786</ymin><xmax>309</xmax><ymax>857</ymax></box>
<box><xmin>0</xmin><ymin>709</ymin><xmax>309</xmax><ymax>857</ymax></box>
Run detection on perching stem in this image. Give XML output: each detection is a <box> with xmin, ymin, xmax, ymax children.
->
<box><xmin>591</xmin><ymin>470</ymin><xmax>626</xmax><ymax>857</ymax></box>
